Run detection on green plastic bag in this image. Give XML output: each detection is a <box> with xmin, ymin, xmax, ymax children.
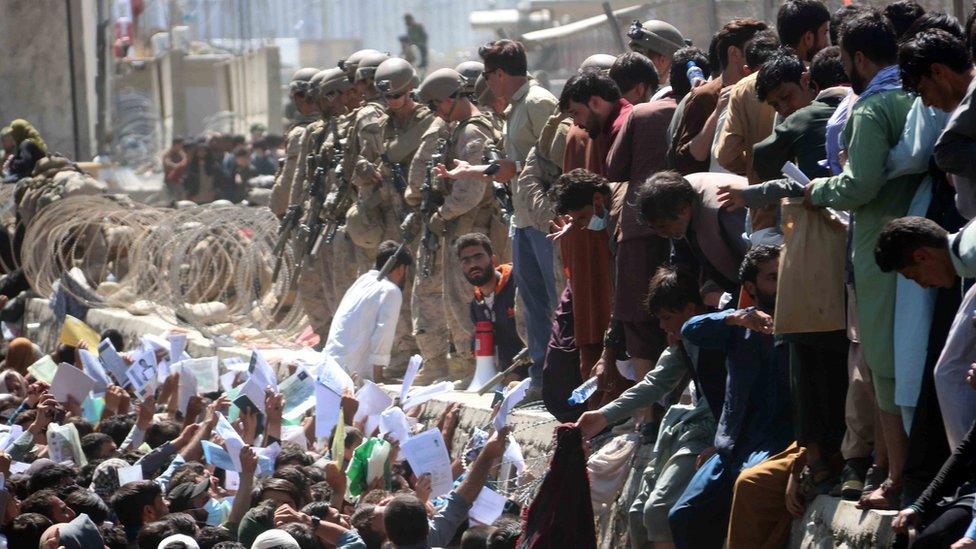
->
<box><xmin>345</xmin><ymin>438</ymin><xmax>392</xmax><ymax>496</ymax></box>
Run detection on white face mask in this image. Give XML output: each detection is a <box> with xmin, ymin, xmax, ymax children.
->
<box><xmin>587</xmin><ymin>209</ymin><xmax>608</xmax><ymax>231</ymax></box>
<box><xmin>203</xmin><ymin>497</ymin><xmax>231</xmax><ymax>526</ymax></box>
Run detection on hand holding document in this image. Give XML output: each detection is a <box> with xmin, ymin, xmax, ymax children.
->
<box><xmin>400</xmin><ymin>428</ymin><xmax>454</xmax><ymax>498</ymax></box>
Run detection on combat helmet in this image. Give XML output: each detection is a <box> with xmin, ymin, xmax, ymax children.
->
<box><xmin>339</xmin><ymin>49</ymin><xmax>381</xmax><ymax>80</ymax></box>
<box><xmin>289</xmin><ymin>67</ymin><xmax>319</xmax><ymax>95</ymax></box>
<box><xmin>355</xmin><ymin>51</ymin><xmax>392</xmax><ymax>83</ymax></box>
<box><xmin>455</xmin><ymin>61</ymin><xmax>485</xmax><ymax>95</ymax></box>
<box><xmin>375</xmin><ymin>58</ymin><xmax>418</xmax><ymax>95</ymax></box>
<box><xmin>417</xmin><ymin>68</ymin><xmax>463</xmax><ymax>103</ymax></box>
<box><xmin>579</xmin><ymin>54</ymin><xmax>617</xmax><ymax>72</ymax></box>
<box><xmin>312</xmin><ymin>68</ymin><xmax>353</xmax><ymax>99</ymax></box>
<box><xmin>627</xmin><ymin>20</ymin><xmax>686</xmax><ymax>57</ymax></box>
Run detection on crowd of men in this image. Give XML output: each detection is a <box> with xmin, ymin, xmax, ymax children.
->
<box><xmin>268</xmin><ymin>0</ymin><xmax>976</xmax><ymax>547</ymax></box>
<box><xmin>161</xmin><ymin>127</ymin><xmax>284</xmax><ymax>205</ymax></box>
<box><xmin>6</xmin><ymin>1</ymin><xmax>976</xmax><ymax>548</ymax></box>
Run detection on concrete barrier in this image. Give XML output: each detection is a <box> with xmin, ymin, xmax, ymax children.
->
<box><xmin>790</xmin><ymin>496</ymin><xmax>896</xmax><ymax>548</ymax></box>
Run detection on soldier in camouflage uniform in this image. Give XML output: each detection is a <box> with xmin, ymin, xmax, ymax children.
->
<box><xmin>290</xmin><ymin>68</ymin><xmax>353</xmax><ymax>345</ymax></box>
<box><xmin>413</xmin><ymin>68</ymin><xmax>502</xmax><ymax>382</ymax></box>
<box><xmin>342</xmin><ymin>50</ymin><xmax>392</xmax><ymax>273</ymax></box>
<box><xmin>329</xmin><ymin>50</ymin><xmax>379</xmax><ymax>300</ymax></box>
<box><xmin>269</xmin><ymin>67</ymin><xmax>319</xmax><ymax>219</ymax></box>
<box><xmin>405</xmin><ymin>103</ymin><xmax>454</xmax><ymax>384</ymax></box>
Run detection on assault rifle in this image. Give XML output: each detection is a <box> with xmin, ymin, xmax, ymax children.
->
<box><xmin>293</xmin><ymin>138</ymin><xmax>343</xmax><ymax>279</ymax></box>
<box><xmin>271</xmin><ymin>203</ymin><xmax>302</xmax><ymax>282</ymax></box>
<box><xmin>482</xmin><ymin>142</ymin><xmax>514</xmax><ymax>225</ymax></box>
<box><xmin>418</xmin><ymin>139</ymin><xmax>447</xmax><ymax>279</ymax></box>
<box><xmin>311</xmin><ymin>151</ymin><xmax>354</xmax><ymax>258</ymax></box>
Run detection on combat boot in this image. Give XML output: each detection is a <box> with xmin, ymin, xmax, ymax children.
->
<box><xmin>413</xmin><ymin>355</ymin><xmax>449</xmax><ymax>385</ymax></box>
<box><xmin>447</xmin><ymin>355</ymin><xmax>473</xmax><ymax>387</ymax></box>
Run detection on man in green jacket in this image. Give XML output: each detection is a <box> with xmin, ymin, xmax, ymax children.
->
<box><xmin>804</xmin><ymin>9</ymin><xmax>923</xmax><ymax>510</ymax></box>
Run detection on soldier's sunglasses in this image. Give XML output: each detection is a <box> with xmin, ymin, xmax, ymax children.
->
<box><xmin>385</xmin><ymin>92</ymin><xmax>406</xmax><ymax>99</ymax></box>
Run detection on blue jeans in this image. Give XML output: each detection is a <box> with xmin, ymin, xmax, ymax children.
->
<box><xmin>512</xmin><ymin>226</ymin><xmax>557</xmax><ymax>388</ymax></box>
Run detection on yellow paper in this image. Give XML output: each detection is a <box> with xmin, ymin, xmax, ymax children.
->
<box><xmin>331</xmin><ymin>409</ymin><xmax>345</xmax><ymax>463</ymax></box>
<box><xmin>59</xmin><ymin>315</ymin><xmax>102</xmax><ymax>350</ymax></box>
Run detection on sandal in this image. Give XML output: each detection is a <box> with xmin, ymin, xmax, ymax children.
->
<box><xmin>856</xmin><ymin>478</ymin><xmax>902</xmax><ymax>510</ymax></box>
<box><xmin>799</xmin><ymin>459</ymin><xmax>838</xmax><ymax>500</ymax></box>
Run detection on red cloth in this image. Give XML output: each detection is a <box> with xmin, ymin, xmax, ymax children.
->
<box><xmin>518</xmin><ymin>424</ymin><xmax>597</xmax><ymax>549</ymax></box>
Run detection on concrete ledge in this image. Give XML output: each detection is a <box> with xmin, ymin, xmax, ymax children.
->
<box><xmin>790</xmin><ymin>496</ymin><xmax>896</xmax><ymax>548</ymax></box>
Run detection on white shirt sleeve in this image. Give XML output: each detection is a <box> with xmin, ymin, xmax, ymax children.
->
<box><xmin>368</xmin><ymin>286</ymin><xmax>403</xmax><ymax>366</ymax></box>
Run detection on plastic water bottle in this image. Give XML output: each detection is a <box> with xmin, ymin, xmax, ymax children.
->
<box><xmin>567</xmin><ymin>376</ymin><xmax>599</xmax><ymax>405</ymax></box>
<box><xmin>686</xmin><ymin>61</ymin><xmax>706</xmax><ymax>87</ymax></box>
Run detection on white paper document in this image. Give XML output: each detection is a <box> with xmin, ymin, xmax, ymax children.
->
<box><xmin>224</xmin><ymin>470</ymin><xmax>240</xmax><ymax>491</ymax></box>
<box><xmin>126</xmin><ymin>347</ymin><xmax>158</xmax><ymax>399</ymax></box>
<box><xmin>51</xmin><ymin>363</ymin><xmax>97</xmax><ymax>404</ymax></box>
<box><xmin>781</xmin><ymin>161</ymin><xmax>811</xmax><ymax>185</ymax></box>
<box><xmin>281</xmin><ymin>425</ymin><xmax>309</xmax><ymax>449</ymax></box>
<box><xmin>117</xmin><ymin>464</ymin><xmax>143</xmax><ymax>486</ymax></box>
<box><xmin>366</xmin><ymin>440</ymin><xmax>391</xmax><ymax>485</ymax></box>
<box><xmin>248</xmin><ymin>349</ymin><xmax>278</xmax><ymax>392</ymax></box>
<box><xmin>400</xmin><ymin>428</ymin><xmax>454</xmax><ymax>498</ymax></box>
<box><xmin>97</xmin><ymin>339</ymin><xmax>129</xmax><ymax>385</ymax></box>
<box><xmin>78</xmin><ymin>349</ymin><xmax>110</xmax><ymax>397</ymax></box>
<box><xmin>233</xmin><ymin>377</ymin><xmax>267</xmax><ymax>414</ymax></box>
<box><xmin>401</xmin><ymin>381</ymin><xmax>454</xmax><ymax>411</ymax></box>
<box><xmin>221</xmin><ymin>371</ymin><xmax>243</xmax><ymax>393</ymax></box>
<box><xmin>469</xmin><ymin>486</ymin><xmax>507</xmax><ymax>526</ymax></box>
<box><xmin>314</xmin><ymin>379</ymin><xmax>342</xmax><ymax>439</ymax></box>
<box><xmin>493</xmin><ymin>378</ymin><xmax>530</xmax><ymax>432</ymax></box>
<box><xmin>179</xmin><ymin>357</ymin><xmax>219</xmax><ymax>394</ymax></box>
<box><xmin>215</xmin><ymin>412</ymin><xmax>245</xmax><ymax>471</ymax></box>
<box><xmin>354</xmin><ymin>380</ymin><xmax>393</xmax><ymax>424</ymax></box>
<box><xmin>169</xmin><ymin>333</ymin><xmax>188</xmax><ymax>364</ymax></box>
<box><xmin>0</xmin><ymin>426</ymin><xmax>23</xmax><ymax>452</ymax></box>
<box><xmin>279</xmin><ymin>368</ymin><xmax>317</xmax><ymax>421</ymax></box>
<box><xmin>379</xmin><ymin>407</ymin><xmax>412</xmax><ymax>443</ymax></box>
<box><xmin>399</xmin><ymin>354</ymin><xmax>423</xmax><ymax>402</ymax></box>
<box><xmin>177</xmin><ymin>366</ymin><xmax>198</xmax><ymax>415</ymax></box>
<box><xmin>319</xmin><ymin>356</ymin><xmax>354</xmax><ymax>394</ymax></box>
<box><xmin>27</xmin><ymin>355</ymin><xmax>57</xmax><ymax>384</ymax></box>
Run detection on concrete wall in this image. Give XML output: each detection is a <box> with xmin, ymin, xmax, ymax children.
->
<box><xmin>218</xmin><ymin>47</ymin><xmax>283</xmax><ymax>136</ymax></box>
<box><xmin>115</xmin><ymin>47</ymin><xmax>280</xmax><ymax>146</ymax></box>
<box><xmin>0</xmin><ymin>0</ymin><xmax>99</xmax><ymax>160</ymax></box>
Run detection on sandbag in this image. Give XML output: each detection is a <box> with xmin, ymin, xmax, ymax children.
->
<box><xmin>587</xmin><ymin>433</ymin><xmax>639</xmax><ymax>510</ymax></box>
<box><xmin>773</xmin><ymin>198</ymin><xmax>848</xmax><ymax>333</ymax></box>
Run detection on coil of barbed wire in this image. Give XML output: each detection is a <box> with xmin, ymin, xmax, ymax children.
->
<box><xmin>155</xmin><ymin>203</ymin><xmax>307</xmax><ymax>342</ymax></box>
<box><xmin>458</xmin><ymin>417</ymin><xmax>556</xmax><ymax>504</ymax></box>
<box><xmin>22</xmin><ymin>195</ymin><xmax>163</xmax><ymax>306</ymax></box>
<box><xmin>22</xmin><ymin>196</ymin><xmax>308</xmax><ymax>345</ymax></box>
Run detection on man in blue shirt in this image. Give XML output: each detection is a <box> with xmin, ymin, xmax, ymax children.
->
<box><xmin>668</xmin><ymin>245</ymin><xmax>794</xmax><ymax>548</ymax></box>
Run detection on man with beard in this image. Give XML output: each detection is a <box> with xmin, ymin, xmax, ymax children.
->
<box><xmin>457</xmin><ymin>233</ymin><xmax>525</xmax><ymax>383</ymax></box>
<box><xmin>668</xmin><ymin>245</ymin><xmax>793</xmax><ymax>549</ymax></box>
<box><xmin>559</xmin><ymin>70</ymin><xmax>633</xmax><ymax>175</ymax></box>
<box><xmin>777</xmin><ymin>0</ymin><xmax>831</xmax><ymax>64</ymax></box>
<box><xmin>322</xmin><ymin>241</ymin><xmax>411</xmax><ymax>382</ymax></box>
<box><xmin>804</xmin><ymin>9</ymin><xmax>923</xmax><ymax>510</ymax></box>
